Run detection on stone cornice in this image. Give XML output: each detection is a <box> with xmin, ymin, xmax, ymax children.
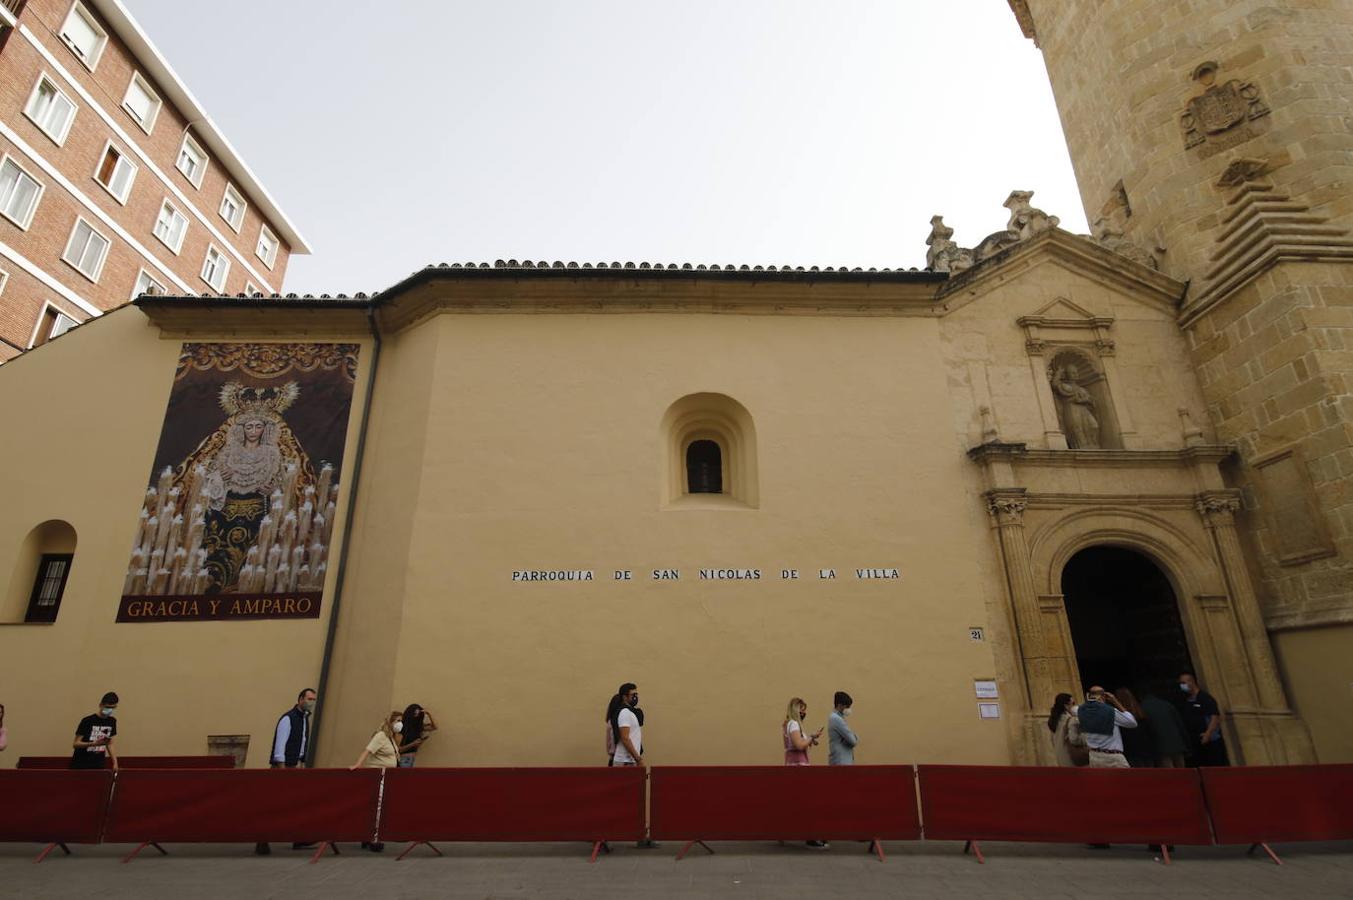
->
<box><xmin>376</xmin><ymin>276</ymin><xmax>948</xmax><ymax>334</ymax></box>
<box><xmin>139</xmin><ymin>304</ymin><xmax>373</xmax><ymax>338</ymax></box>
<box><xmin>967</xmin><ymin>442</ymin><xmax>1234</xmax><ymax>468</ymax></box>
<box><xmin>936</xmin><ymin>229</ymin><xmax>1186</xmax><ymax>316</ymax></box>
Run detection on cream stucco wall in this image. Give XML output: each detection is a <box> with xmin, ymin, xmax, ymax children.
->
<box><xmin>321</xmin><ymin>308</ymin><xmax>1010</xmax><ymax>767</ymax></box>
<box><xmin>0</xmin><ymin>310</ymin><xmax>373</xmax><ymax>768</ymax></box>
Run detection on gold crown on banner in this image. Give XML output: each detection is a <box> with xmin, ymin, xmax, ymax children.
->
<box><xmin>218</xmin><ymin>381</ymin><xmax>300</xmax><ymax>417</ymax></box>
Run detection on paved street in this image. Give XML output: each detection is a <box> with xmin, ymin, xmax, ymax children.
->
<box><xmin>2</xmin><ymin>840</ymin><xmax>1351</xmax><ymax>899</ymax></box>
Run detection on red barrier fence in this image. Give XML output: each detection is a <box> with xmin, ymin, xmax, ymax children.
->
<box><xmin>1201</xmin><ymin>764</ymin><xmax>1353</xmax><ymax>848</ymax></box>
<box><xmin>380</xmin><ymin>767</ymin><xmax>645</xmax><ymax>860</ymax></box>
<box><xmin>17</xmin><ymin>755</ymin><xmax>236</xmax><ymax>770</ymax></box>
<box><xmin>5</xmin><ymin>764</ymin><xmax>1353</xmax><ymax>867</ymax></box>
<box><xmin>104</xmin><ymin>769</ymin><xmax>380</xmax><ymax>861</ymax></box>
<box><xmin>0</xmin><ymin>770</ymin><xmax>112</xmax><ymax>859</ymax></box>
<box><xmin>650</xmin><ymin>766</ymin><xmax>920</xmax><ymax>859</ymax></box>
<box><xmin>917</xmin><ymin>765</ymin><xmax>1213</xmax><ymax>861</ymax></box>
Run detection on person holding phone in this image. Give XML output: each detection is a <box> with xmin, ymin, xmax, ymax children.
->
<box><xmin>1077</xmin><ymin>686</ymin><xmax>1137</xmax><ymax>769</ymax></box>
<box><xmin>70</xmin><ymin>692</ymin><xmax>119</xmax><ymax>770</ymax></box>
<box><xmin>398</xmin><ymin>703</ymin><xmax>436</xmax><ymax>767</ymax></box>
<box><xmin>783</xmin><ymin>697</ymin><xmax>828</xmax><ymax>849</ymax></box>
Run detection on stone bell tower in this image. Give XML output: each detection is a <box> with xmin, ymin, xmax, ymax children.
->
<box><xmin>1010</xmin><ymin>1</ymin><xmax>1353</xmax><ymax>759</ymax></box>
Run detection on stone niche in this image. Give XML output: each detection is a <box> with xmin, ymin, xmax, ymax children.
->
<box><xmin>1017</xmin><ymin>298</ymin><xmax>1131</xmax><ymax>450</ymax></box>
<box><xmin>1046</xmin><ymin>347</ymin><xmax>1121</xmax><ymax>449</ymax></box>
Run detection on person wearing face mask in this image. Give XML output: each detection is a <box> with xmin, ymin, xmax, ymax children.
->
<box><xmin>783</xmin><ymin>697</ymin><xmax>823</xmax><ymax>766</ymax></box>
<box><xmin>255</xmin><ymin>687</ymin><xmax>317</xmax><ymax>855</ymax></box>
<box><xmin>827</xmin><ymin>691</ymin><xmax>859</xmax><ymax>766</ymax></box>
<box><xmin>1178</xmin><ymin>672</ymin><xmax>1228</xmax><ymax>767</ymax></box>
<box><xmin>1047</xmin><ymin>692</ymin><xmax>1087</xmax><ymax>767</ymax></box>
<box><xmin>608</xmin><ymin>683</ymin><xmax>644</xmax><ymax>767</ymax></box>
<box><xmin>70</xmin><ymin>692</ymin><xmax>119</xmax><ymax>770</ymax></box>
<box><xmin>351</xmin><ymin>710</ymin><xmax>403</xmax><ymax>852</ymax></box>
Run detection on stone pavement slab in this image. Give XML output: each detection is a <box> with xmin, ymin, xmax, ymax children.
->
<box><xmin>1</xmin><ymin>840</ymin><xmax>1351</xmax><ymax>899</ymax></box>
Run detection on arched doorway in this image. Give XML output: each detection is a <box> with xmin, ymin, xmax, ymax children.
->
<box><xmin>1060</xmin><ymin>546</ymin><xmax>1195</xmax><ymax>694</ymax></box>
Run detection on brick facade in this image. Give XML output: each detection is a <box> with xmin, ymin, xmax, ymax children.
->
<box><xmin>0</xmin><ymin>0</ymin><xmax>301</xmax><ymax>355</ymax></box>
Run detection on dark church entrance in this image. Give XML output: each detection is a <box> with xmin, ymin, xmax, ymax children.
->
<box><xmin>1061</xmin><ymin>546</ymin><xmax>1196</xmax><ymax>696</ymax></box>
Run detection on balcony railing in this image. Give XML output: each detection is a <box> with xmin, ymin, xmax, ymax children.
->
<box><xmin>1</xmin><ymin>0</ymin><xmax>26</xmax><ymax>17</ymax></box>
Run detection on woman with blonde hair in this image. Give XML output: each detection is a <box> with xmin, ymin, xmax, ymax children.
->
<box><xmin>350</xmin><ymin>709</ymin><xmax>403</xmax><ymax>852</ymax></box>
<box><xmin>782</xmin><ymin>697</ymin><xmax>828</xmax><ymax>850</ymax></box>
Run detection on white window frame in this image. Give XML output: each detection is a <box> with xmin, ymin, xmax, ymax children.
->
<box><xmin>255</xmin><ymin>225</ymin><xmax>279</xmax><ymax>269</ymax></box>
<box><xmin>0</xmin><ymin>268</ymin><xmax>9</xmax><ymax>297</ymax></box>
<box><xmin>92</xmin><ymin>140</ymin><xmax>138</xmax><ymax>204</ymax></box>
<box><xmin>152</xmin><ymin>198</ymin><xmax>188</xmax><ymax>254</ymax></box>
<box><xmin>58</xmin><ymin>1</ymin><xmax>108</xmax><ymax>71</ymax></box>
<box><xmin>244</xmin><ymin>280</ymin><xmax>261</xmax><ymax>297</ymax></box>
<box><xmin>200</xmin><ymin>243</ymin><xmax>229</xmax><ymax>291</ymax></box>
<box><xmin>61</xmin><ymin>216</ymin><xmax>112</xmax><ymax>283</ymax></box>
<box><xmin>23</xmin><ymin>74</ymin><xmax>78</xmax><ymax>146</ymax></box>
<box><xmin>121</xmin><ymin>72</ymin><xmax>162</xmax><ymax>134</ymax></box>
<box><xmin>175</xmin><ymin>134</ymin><xmax>209</xmax><ymax>189</ymax></box>
<box><xmin>131</xmin><ymin>267</ymin><xmax>167</xmax><ymax>299</ymax></box>
<box><xmin>219</xmin><ymin>183</ymin><xmax>246</xmax><ymax>232</ymax></box>
<box><xmin>28</xmin><ymin>301</ymin><xmax>80</xmax><ymax>348</ymax></box>
<box><xmin>0</xmin><ymin>154</ymin><xmax>46</xmax><ymax>230</ymax></box>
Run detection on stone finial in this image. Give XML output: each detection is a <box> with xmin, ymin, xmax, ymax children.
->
<box><xmin>1004</xmin><ymin>190</ymin><xmax>1060</xmax><ymax>240</ymax></box>
<box><xmin>979</xmin><ymin>405</ymin><xmax>1000</xmax><ymax>443</ymax></box>
<box><xmin>1179</xmin><ymin>407</ymin><xmax>1205</xmax><ymax>447</ymax></box>
<box><xmin>1090</xmin><ymin>216</ymin><xmax>1159</xmax><ymax>269</ymax></box>
<box><xmin>925</xmin><ymin>215</ymin><xmax>975</xmax><ymax>273</ymax></box>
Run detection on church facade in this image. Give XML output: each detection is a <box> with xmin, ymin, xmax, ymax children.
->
<box><xmin>0</xmin><ymin>0</ymin><xmax>1349</xmax><ymax>768</ymax></box>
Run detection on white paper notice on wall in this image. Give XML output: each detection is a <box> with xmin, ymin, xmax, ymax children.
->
<box><xmin>978</xmin><ymin>702</ymin><xmax>1001</xmax><ymax>719</ymax></box>
<box><xmin>974</xmin><ymin>680</ymin><xmax>999</xmax><ymax>699</ymax></box>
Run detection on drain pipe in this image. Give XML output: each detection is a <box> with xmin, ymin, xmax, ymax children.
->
<box><xmin>307</xmin><ymin>300</ymin><xmax>382</xmax><ymax>765</ymax></box>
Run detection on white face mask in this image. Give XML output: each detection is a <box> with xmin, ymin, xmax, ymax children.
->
<box><xmin>841</xmin><ymin>708</ymin><xmax>852</xmax><ymax>718</ymax></box>
<box><xmin>393</xmin><ymin>721</ymin><xmax>403</xmax><ymax>733</ymax></box>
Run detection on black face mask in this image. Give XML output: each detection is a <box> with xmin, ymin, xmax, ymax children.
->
<box><xmin>628</xmin><ymin>693</ymin><xmax>639</xmax><ymax>707</ymax></box>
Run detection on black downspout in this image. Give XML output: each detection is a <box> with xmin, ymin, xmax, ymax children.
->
<box><xmin>307</xmin><ymin>302</ymin><xmax>382</xmax><ymax>765</ymax></box>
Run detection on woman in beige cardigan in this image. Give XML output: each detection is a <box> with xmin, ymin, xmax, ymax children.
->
<box><xmin>1048</xmin><ymin>692</ymin><xmax>1087</xmax><ymax>766</ymax></box>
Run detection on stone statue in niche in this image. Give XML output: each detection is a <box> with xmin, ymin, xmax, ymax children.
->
<box><xmin>1179</xmin><ymin>61</ymin><xmax>1270</xmax><ymax>158</ymax></box>
<box><xmin>1051</xmin><ymin>362</ymin><xmax>1101</xmax><ymax>449</ymax></box>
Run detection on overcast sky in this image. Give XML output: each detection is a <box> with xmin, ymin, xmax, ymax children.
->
<box><xmin>127</xmin><ymin>1</ymin><xmax>1087</xmax><ymax>295</ymax></box>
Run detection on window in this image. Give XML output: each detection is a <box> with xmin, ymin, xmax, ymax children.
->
<box><xmin>662</xmin><ymin>392</ymin><xmax>760</xmax><ymax>508</ymax></box>
<box><xmin>62</xmin><ymin>217</ymin><xmax>110</xmax><ymax>281</ymax></box>
<box><xmin>0</xmin><ymin>158</ymin><xmax>43</xmax><ymax>229</ymax></box>
<box><xmin>152</xmin><ymin>200</ymin><xmax>188</xmax><ymax>253</ymax></box>
<box><xmin>244</xmin><ymin>281</ymin><xmax>260</xmax><ymax>297</ymax></box>
<box><xmin>24</xmin><ymin>76</ymin><xmax>77</xmax><ymax>145</ymax></box>
<box><xmin>686</xmin><ymin>440</ymin><xmax>723</xmax><ymax>493</ymax></box>
<box><xmin>33</xmin><ymin>304</ymin><xmax>78</xmax><ymax>347</ymax></box>
<box><xmin>59</xmin><ymin>2</ymin><xmax>107</xmax><ymax>69</ymax></box>
<box><xmin>121</xmin><ymin>73</ymin><xmax>161</xmax><ymax>133</ymax></box>
<box><xmin>201</xmin><ymin>244</ymin><xmax>229</xmax><ymax>291</ymax></box>
<box><xmin>0</xmin><ymin>269</ymin><xmax>8</xmax><ymax>296</ymax></box>
<box><xmin>256</xmin><ymin>225</ymin><xmax>278</xmax><ymax>268</ymax></box>
<box><xmin>175</xmin><ymin>134</ymin><xmax>208</xmax><ymax>188</ymax></box>
<box><xmin>219</xmin><ymin>183</ymin><xmax>246</xmax><ymax>231</ymax></box>
<box><xmin>132</xmin><ymin>268</ymin><xmax>166</xmax><ymax>298</ymax></box>
<box><xmin>94</xmin><ymin>143</ymin><xmax>136</xmax><ymax>203</ymax></box>
<box><xmin>25</xmin><ymin>554</ymin><xmax>73</xmax><ymax>623</ymax></box>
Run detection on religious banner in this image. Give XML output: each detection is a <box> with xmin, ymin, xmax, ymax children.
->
<box><xmin>117</xmin><ymin>343</ymin><xmax>360</xmax><ymax>622</ymax></box>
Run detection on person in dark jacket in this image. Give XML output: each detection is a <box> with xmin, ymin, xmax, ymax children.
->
<box><xmin>255</xmin><ymin>688</ymin><xmax>317</xmax><ymax>855</ymax></box>
<box><xmin>1139</xmin><ymin>686</ymin><xmax>1192</xmax><ymax>767</ymax></box>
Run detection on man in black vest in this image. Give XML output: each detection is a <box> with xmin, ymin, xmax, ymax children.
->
<box><xmin>254</xmin><ymin>688</ymin><xmax>317</xmax><ymax>855</ymax></box>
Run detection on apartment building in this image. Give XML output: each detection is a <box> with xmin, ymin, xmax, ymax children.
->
<box><xmin>0</xmin><ymin>0</ymin><xmax>308</xmax><ymax>361</ymax></box>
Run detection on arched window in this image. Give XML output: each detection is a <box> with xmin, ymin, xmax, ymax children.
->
<box><xmin>660</xmin><ymin>393</ymin><xmax>759</xmax><ymax>508</ymax></box>
<box><xmin>4</xmin><ymin>520</ymin><xmax>77</xmax><ymax>624</ymax></box>
<box><xmin>686</xmin><ymin>440</ymin><xmax>723</xmax><ymax>494</ymax></box>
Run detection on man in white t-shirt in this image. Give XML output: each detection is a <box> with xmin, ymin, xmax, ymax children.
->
<box><xmin>611</xmin><ymin>685</ymin><xmax>643</xmax><ymax>766</ymax></box>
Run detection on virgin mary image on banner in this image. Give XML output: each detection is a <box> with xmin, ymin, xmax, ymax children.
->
<box><xmin>119</xmin><ymin>343</ymin><xmax>359</xmax><ymax>622</ymax></box>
